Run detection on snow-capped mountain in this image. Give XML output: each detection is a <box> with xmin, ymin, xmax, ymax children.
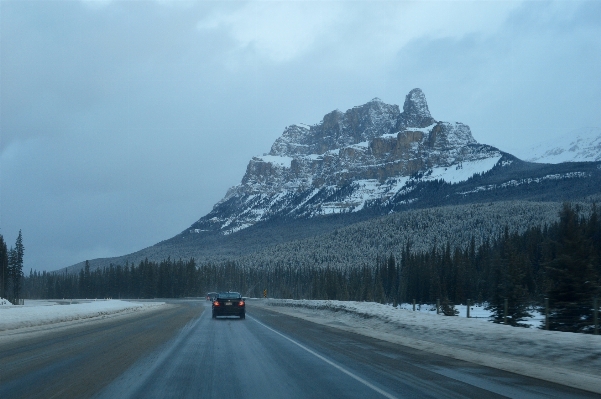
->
<box><xmin>64</xmin><ymin>92</ymin><xmax>601</xmax><ymax>273</ymax></box>
<box><xmin>516</xmin><ymin>127</ymin><xmax>601</xmax><ymax>164</ymax></box>
<box><xmin>190</xmin><ymin>89</ymin><xmax>505</xmax><ymax>235</ymax></box>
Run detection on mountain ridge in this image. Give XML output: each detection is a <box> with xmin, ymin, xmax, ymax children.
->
<box><xmin>61</xmin><ymin>90</ymin><xmax>601</xmax><ymax>273</ymax></box>
<box><xmin>512</xmin><ymin>127</ymin><xmax>601</xmax><ymax>164</ymax></box>
<box><xmin>192</xmin><ymin>88</ymin><xmax>503</xmax><ymax>236</ymax></box>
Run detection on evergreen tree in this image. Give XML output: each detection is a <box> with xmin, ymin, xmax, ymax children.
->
<box><xmin>385</xmin><ymin>253</ymin><xmax>398</xmax><ymax>304</ymax></box>
<box><xmin>440</xmin><ymin>297</ymin><xmax>458</xmax><ymax>316</ymax></box>
<box><xmin>8</xmin><ymin>247</ymin><xmax>17</xmax><ymax>300</ymax></box>
<box><xmin>486</xmin><ymin>236</ymin><xmax>532</xmax><ymax>326</ymax></box>
<box><xmin>6</xmin><ymin>231</ymin><xmax>25</xmax><ymax>301</ymax></box>
<box><xmin>0</xmin><ymin>235</ymin><xmax>8</xmax><ymax>298</ymax></box>
<box><xmin>84</xmin><ymin>260</ymin><xmax>91</xmax><ymax>297</ymax></box>
<box><xmin>373</xmin><ymin>267</ymin><xmax>386</xmax><ymax>304</ymax></box>
<box><xmin>15</xmin><ymin>230</ymin><xmax>24</xmax><ymax>275</ymax></box>
<box><xmin>546</xmin><ymin>204</ymin><xmax>598</xmax><ymax>332</ymax></box>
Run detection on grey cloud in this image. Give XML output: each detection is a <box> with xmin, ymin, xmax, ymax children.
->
<box><xmin>1</xmin><ymin>0</ymin><xmax>599</xmax><ymax>272</ymax></box>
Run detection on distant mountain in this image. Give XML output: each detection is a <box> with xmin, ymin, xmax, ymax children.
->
<box><xmin>63</xmin><ymin>91</ymin><xmax>601</xmax><ymax>273</ymax></box>
<box><xmin>190</xmin><ymin>89</ymin><xmax>503</xmax><ymax>236</ymax></box>
<box><xmin>514</xmin><ymin>127</ymin><xmax>601</xmax><ymax>164</ymax></box>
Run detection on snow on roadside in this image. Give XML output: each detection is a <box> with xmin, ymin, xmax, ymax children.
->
<box><xmin>262</xmin><ymin>299</ymin><xmax>601</xmax><ymax>388</ymax></box>
<box><xmin>396</xmin><ymin>302</ymin><xmax>545</xmax><ymax>328</ymax></box>
<box><xmin>0</xmin><ymin>297</ymin><xmax>12</xmax><ymax>306</ymax></box>
<box><xmin>0</xmin><ymin>299</ymin><xmax>165</xmax><ymax>331</ymax></box>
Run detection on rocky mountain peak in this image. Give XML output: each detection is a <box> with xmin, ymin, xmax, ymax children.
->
<box><xmin>193</xmin><ymin>89</ymin><xmax>501</xmax><ymax>235</ymax></box>
<box><xmin>403</xmin><ymin>88</ymin><xmax>430</xmax><ymax>115</ymax></box>
<box><xmin>399</xmin><ymin>88</ymin><xmax>436</xmax><ymax>129</ymax></box>
<box><xmin>269</xmin><ymin>97</ymin><xmax>400</xmax><ymax>157</ymax></box>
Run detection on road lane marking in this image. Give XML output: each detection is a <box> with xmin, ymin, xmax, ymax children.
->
<box><xmin>249</xmin><ymin>315</ymin><xmax>398</xmax><ymax>399</ymax></box>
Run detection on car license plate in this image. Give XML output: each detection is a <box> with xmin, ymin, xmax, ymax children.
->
<box><xmin>225</xmin><ymin>301</ymin><xmax>232</xmax><ymax>306</ymax></box>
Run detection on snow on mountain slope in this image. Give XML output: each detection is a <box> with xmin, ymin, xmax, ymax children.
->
<box><xmin>516</xmin><ymin>127</ymin><xmax>601</xmax><ymax>164</ymax></box>
<box><xmin>190</xmin><ymin>89</ymin><xmax>504</xmax><ymax>235</ymax></box>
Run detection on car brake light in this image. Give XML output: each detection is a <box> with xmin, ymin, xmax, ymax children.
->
<box><xmin>213</xmin><ymin>301</ymin><xmax>219</xmax><ymax>306</ymax></box>
<box><xmin>239</xmin><ymin>301</ymin><xmax>245</xmax><ymax>306</ymax></box>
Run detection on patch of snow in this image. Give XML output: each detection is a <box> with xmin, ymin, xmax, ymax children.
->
<box><xmin>291</xmin><ymin>188</ymin><xmax>321</xmax><ymax>212</ymax></box>
<box><xmin>396</xmin><ymin>302</ymin><xmax>544</xmax><ymax>328</ymax></box>
<box><xmin>404</xmin><ymin>122</ymin><xmax>437</xmax><ymax>132</ymax></box>
<box><xmin>304</xmin><ymin>154</ymin><xmax>322</xmax><ymax>161</ymax></box>
<box><xmin>459</xmin><ymin>172</ymin><xmax>590</xmax><ymax>195</ymax></box>
<box><xmin>0</xmin><ymin>300</ymin><xmax>165</xmax><ymax>331</ymax></box>
<box><xmin>223</xmin><ymin>223</ymin><xmax>253</xmax><ymax>235</ymax></box>
<box><xmin>0</xmin><ymin>297</ymin><xmax>12</xmax><ymax>306</ymax></box>
<box><xmin>349</xmin><ymin>177</ymin><xmax>410</xmax><ymax>207</ymax></box>
<box><xmin>424</xmin><ymin>156</ymin><xmax>501</xmax><ymax>184</ymax></box>
<box><xmin>256</xmin><ymin>155</ymin><xmax>293</xmax><ymax>168</ymax></box>
<box><xmin>395</xmin><ymin>198</ymin><xmax>418</xmax><ymax>206</ymax></box>
<box><xmin>352</xmin><ymin>141</ymin><xmax>369</xmax><ymax>148</ymax></box>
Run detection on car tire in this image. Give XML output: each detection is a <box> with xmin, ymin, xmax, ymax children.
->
<box><xmin>212</xmin><ymin>312</ymin><xmax>216</xmax><ymax>319</ymax></box>
<box><xmin>240</xmin><ymin>312</ymin><xmax>245</xmax><ymax>319</ymax></box>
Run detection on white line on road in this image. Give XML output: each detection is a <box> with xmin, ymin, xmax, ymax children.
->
<box><xmin>249</xmin><ymin>315</ymin><xmax>399</xmax><ymax>399</ymax></box>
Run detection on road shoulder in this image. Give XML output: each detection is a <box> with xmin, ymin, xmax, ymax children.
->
<box><xmin>252</xmin><ymin>299</ymin><xmax>601</xmax><ymax>395</ymax></box>
<box><xmin>0</xmin><ymin>301</ymin><xmax>170</xmax><ymax>345</ymax></box>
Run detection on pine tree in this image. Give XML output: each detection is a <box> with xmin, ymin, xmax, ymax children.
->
<box><xmin>373</xmin><ymin>267</ymin><xmax>386</xmax><ymax>304</ymax></box>
<box><xmin>546</xmin><ymin>204</ymin><xmax>598</xmax><ymax>332</ymax></box>
<box><xmin>4</xmin><ymin>234</ymin><xmax>24</xmax><ymax>302</ymax></box>
<box><xmin>385</xmin><ymin>253</ymin><xmax>397</xmax><ymax>304</ymax></box>
<box><xmin>0</xmin><ymin>235</ymin><xmax>8</xmax><ymax>299</ymax></box>
<box><xmin>8</xmin><ymin>247</ymin><xmax>17</xmax><ymax>300</ymax></box>
<box><xmin>15</xmin><ymin>230</ymin><xmax>24</xmax><ymax>271</ymax></box>
<box><xmin>440</xmin><ymin>297</ymin><xmax>458</xmax><ymax>316</ymax></box>
<box><xmin>486</xmin><ymin>236</ymin><xmax>532</xmax><ymax>326</ymax></box>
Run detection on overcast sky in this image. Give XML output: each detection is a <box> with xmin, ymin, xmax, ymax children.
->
<box><xmin>1</xmin><ymin>0</ymin><xmax>600</xmax><ymax>272</ymax></box>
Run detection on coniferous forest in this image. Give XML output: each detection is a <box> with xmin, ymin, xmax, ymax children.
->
<box><xmin>20</xmin><ymin>203</ymin><xmax>601</xmax><ymax>333</ymax></box>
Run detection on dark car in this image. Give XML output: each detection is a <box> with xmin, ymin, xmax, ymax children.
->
<box><xmin>206</xmin><ymin>292</ymin><xmax>218</xmax><ymax>301</ymax></box>
<box><xmin>212</xmin><ymin>292</ymin><xmax>245</xmax><ymax>319</ymax></box>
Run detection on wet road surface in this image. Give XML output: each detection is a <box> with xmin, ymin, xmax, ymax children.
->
<box><xmin>1</xmin><ymin>300</ymin><xmax>598</xmax><ymax>399</ymax></box>
<box><xmin>98</xmin><ymin>302</ymin><xmax>597</xmax><ymax>399</ymax></box>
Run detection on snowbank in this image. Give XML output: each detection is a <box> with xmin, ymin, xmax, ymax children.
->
<box><xmin>0</xmin><ymin>297</ymin><xmax>12</xmax><ymax>306</ymax></box>
<box><xmin>261</xmin><ymin>299</ymin><xmax>601</xmax><ymax>394</ymax></box>
<box><xmin>0</xmin><ymin>299</ymin><xmax>165</xmax><ymax>331</ymax></box>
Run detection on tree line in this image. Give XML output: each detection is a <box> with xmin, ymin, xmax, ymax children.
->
<box><xmin>20</xmin><ymin>203</ymin><xmax>601</xmax><ymax>333</ymax></box>
<box><xmin>0</xmin><ymin>230</ymin><xmax>25</xmax><ymax>304</ymax></box>
<box><xmin>382</xmin><ymin>203</ymin><xmax>600</xmax><ymax>332</ymax></box>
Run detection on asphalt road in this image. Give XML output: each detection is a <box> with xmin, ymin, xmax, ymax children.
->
<box><xmin>1</xmin><ymin>300</ymin><xmax>598</xmax><ymax>399</ymax></box>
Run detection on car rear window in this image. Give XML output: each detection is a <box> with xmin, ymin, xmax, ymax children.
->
<box><xmin>218</xmin><ymin>292</ymin><xmax>240</xmax><ymax>299</ymax></box>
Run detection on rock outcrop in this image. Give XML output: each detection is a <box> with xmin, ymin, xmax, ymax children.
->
<box><xmin>191</xmin><ymin>89</ymin><xmax>503</xmax><ymax>235</ymax></box>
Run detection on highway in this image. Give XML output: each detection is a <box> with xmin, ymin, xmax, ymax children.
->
<box><xmin>0</xmin><ymin>300</ymin><xmax>597</xmax><ymax>399</ymax></box>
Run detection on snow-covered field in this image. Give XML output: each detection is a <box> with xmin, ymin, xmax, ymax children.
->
<box><xmin>395</xmin><ymin>302</ymin><xmax>545</xmax><ymax>328</ymax></box>
<box><xmin>0</xmin><ymin>298</ymin><xmax>165</xmax><ymax>332</ymax></box>
<box><xmin>259</xmin><ymin>299</ymin><xmax>601</xmax><ymax>394</ymax></box>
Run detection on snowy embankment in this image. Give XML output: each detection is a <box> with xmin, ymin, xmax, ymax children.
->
<box><xmin>261</xmin><ymin>299</ymin><xmax>601</xmax><ymax>394</ymax></box>
<box><xmin>0</xmin><ymin>298</ymin><xmax>165</xmax><ymax>332</ymax></box>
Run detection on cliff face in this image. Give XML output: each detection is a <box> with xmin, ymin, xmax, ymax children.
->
<box><xmin>191</xmin><ymin>89</ymin><xmax>504</xmax><ymax>235</ymax></box>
